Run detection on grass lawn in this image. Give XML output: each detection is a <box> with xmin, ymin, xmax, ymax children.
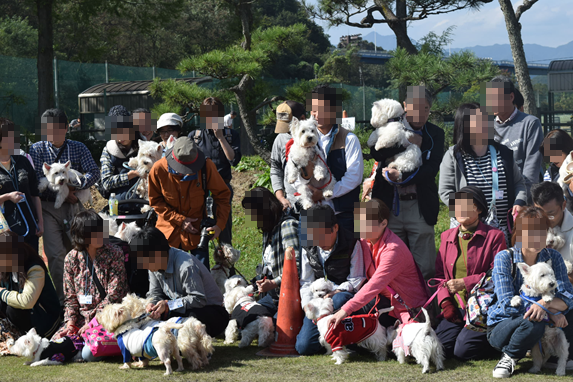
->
<box><xmin>0</xmin><ymin>340</ymin><xmax>569</xmax><ymax>382</ymax></box>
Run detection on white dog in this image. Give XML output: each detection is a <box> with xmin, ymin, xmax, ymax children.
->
<box><xmin>286</xmin><ymin>116</ymin><xmax>336</xmax><ymax>209</ymax></box>
<box><xmin>114</xmin><ymin>221</ymin><xmax>141</xmax><ymax>243</ymax></box>
<box><xmin>223</xmin><ymin>277</ymin><xmax>275</xmax><ymax>348</ymax></box>
<box><xmin>547</xmin><ymin>226</ymin><xmax>566</xmax><ymax>251</ymax></box>
<box><xmin>367</xmin><ymin>99</ymin><xmax>422</xmax><ymax>173</ymax></box>
<box><xmin>310</xmin><ymin>278</ymin><xmax>335</xmax><ymax>299</ymax></box>
<box><xmin>386</xmin><ymin>308</ymin><xmax>445</xmax><ymax>374</ymax></box>
<box><xmin>167</xmin><ymin>316</ymin><xmax>214</xmax><ymax>370</ymax></box>
<box><xmin>38</xmin><ymin>161</ymin><xmax>92</xmax><ymax>208</ymax></box>
<box><xmin>510</xmin><ymin>260</ymin><xmax>568</xmax><ymax>376</ymax></box>
<box><xmin>8</xmin><ymin>328</ymin><xmax>82</xmax><ymax>366</ymax></box>
<box><xmin>303</xmin><ymin>297</ymin><xmax>392</xmax><ymax>365</ymax></box>
<box><xmin>211</xmin><ymin>243</ymin><xmax>242</xmax><ymax>294</ymax></box>
<box><xmin>127</xmin><ymin>138</ymin><xmax>166</xmax><ymax>212</ymax></box>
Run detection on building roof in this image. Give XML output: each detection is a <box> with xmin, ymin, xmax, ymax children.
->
<box><xmin>78</xmin><ymin>77</ymin><xmax>211</xmax><ymax>98</ymax></box>
<box><xmin>549</xmin><ymin>60</ymin><xmax>573</xmax><ymax>72</ymax></box>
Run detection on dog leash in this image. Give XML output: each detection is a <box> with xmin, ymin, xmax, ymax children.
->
<box><xmin>426</xmin><ymin>278</ymin><xmax>466</xmax><ymax>310</ymax></box>
<box><xmin>383</xmin><ymin>168</ymin><xmax>419</xmax><ymax>216</ymax></box>
<box><xmin>518</xmin><ymin>291</ymin><xmax>562</xmax><ymax>317</ymax></box>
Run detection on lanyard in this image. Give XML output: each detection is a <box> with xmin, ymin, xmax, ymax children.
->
<box><xmin>48</xmin><ymin>142</ymin><xmax>70</xmax><ymax>164</ymax></box>
<box><xmin>84</xmin><ymin>254</ymin><xmax>95</xmax><ymax>296</ymax></box>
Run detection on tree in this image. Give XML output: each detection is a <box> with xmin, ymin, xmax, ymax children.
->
<box><xmin>497</xmin><ymin>0</ymin><xmax>539</xmax><ymax>116</ymax></box>
<box><xmin>303</xmin><ymin>0</ymin><xmax>492</xmax><ymax>54</ymax></box>
<box><xmin>0</xmin><ymin>16</ymin><xmax>37</xmax><ymax>58</ymax></box>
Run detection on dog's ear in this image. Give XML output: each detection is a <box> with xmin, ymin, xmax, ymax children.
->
<box><xmin>43</xmin><ymin>162</ymin><xmax>51</xmax><ymax>173</ymax></box>
<box><xmin>27</xmin><ymin>328</ymin><xmax>37</xmax><ymax>336</ymax></box>
<box><xmin>517</xmin><ymin>262</ymin><xmax>530</xmax><ymax>276</ymax></box>
<box><xmin>115</xmin><ymin>307</ymin><xmax>124</xmax><ymax>317</ymax></box>
<box><xmin>64</xmin><ymin>160</ymin><xmax>71</xmax><ymax>168</ymax></box>
<box><xmin>545</xmin><ymin>259</ymin><xmax>553</xmax><ymax>268</ymax></box>
<box><xmin>290</xmin><ymin>117</ymin><xmax>299</xmax><ymax>133</ymax></box>
<box><xmin>138</xmin><ymin>139</ymin><xmax>145</xmax><ymax>147</ymax></box>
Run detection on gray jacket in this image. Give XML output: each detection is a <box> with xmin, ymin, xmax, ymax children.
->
<box><xmin>439</xmin><ymin>145</ymin><xmax>527</xmax><ymax>207</ymax></box>
<box><xmin>147</xmin><ymin>248</ymin><xmax>223</xmax><ymax>314</ymax></box>
<box><xmin>270</xmin><ymin>132</ymin><xmax>298</xmax><ymax>211</ymax></box>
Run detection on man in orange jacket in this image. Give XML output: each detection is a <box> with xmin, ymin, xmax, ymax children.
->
<box><xmin>148</xmin><ymin>136</ymin><xmax>231</xmax><ymax>269</ymax></box>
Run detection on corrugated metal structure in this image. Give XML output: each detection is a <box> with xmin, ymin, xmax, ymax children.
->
<box><xmin>78</xmin><ymin>77</ymin><xmax>212</xmax><ymax>114</ymax></box>
<box><xmin>548</xmin><ymin>60</ymin><xmax>573</xmax><ymax>92</ymax></box>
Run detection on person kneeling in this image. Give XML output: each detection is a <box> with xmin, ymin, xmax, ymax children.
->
<box><xmin>296</xmin><ymin>204</ymin><xmax>366</xmax><ymax>355</ymax></box>
<box><xmin>130</xmin><ymin>227</ymin><xmax>229</xmax><ymax>337</ymax></box>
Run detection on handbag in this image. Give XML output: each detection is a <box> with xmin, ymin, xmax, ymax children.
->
<box><xmin>81</xmin><ymin>316</ymin><xmax>121</xmax><ymax>357</ymax></box>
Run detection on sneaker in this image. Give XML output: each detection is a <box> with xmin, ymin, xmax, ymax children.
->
<box><xmin>544</xmin><ymin>357</ymin><xmax>573</xmax><ymax>370</ymax></box>
<box><xmin>493</xmin><ymin>353</ymin><xmax>517</xmax><ymax>378</ymax></box>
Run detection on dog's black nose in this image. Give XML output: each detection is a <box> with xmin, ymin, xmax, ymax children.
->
<box><xmin>550</xmin><ymin>282</ymin><xmax>556</xmax><ymax>288</ymax></box>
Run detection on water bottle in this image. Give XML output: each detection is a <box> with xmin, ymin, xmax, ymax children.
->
<box><xmin>109</xmin><ymin>193</ymin><xmax>118</xmax><ymax>217</ymax></box>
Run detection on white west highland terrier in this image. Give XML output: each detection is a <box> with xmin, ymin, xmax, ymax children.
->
<box><xmin>38</xmin><ymin>161</ymin><xmax>92</xmax><ymax>208</ymax></box>
<box><xmin>286</xmin><ymin>116</ymin><xmax>336</xmax><ymax>210</ymax></box>
<box><xmin>211</xmin><ymin>243</ymin><xmax>242</xmax><ymax>294</ymax></box>
<box><xmin>367</xmin><ymin>98</ymin><xmax>422</xmax><ymax>173</ymax></box>
<box><xmin>223</xmin><ymin>277</ymin><xmax>275</xmax><ymax>348</ymax></box>
<box><xmin>386</xmin><ymin>308</ymin><xmax>445</xmax><ymax>374</ymax></box>
<box><xmin>127</xmin><ymin>139</ymin><xmax>164</xmax><ymax>205</ymax></box>
<box><xmin>310</xmin><ymin>278</ymin><xmax>335</xmax><ymax>299</ymax></box>
<box><xmin>8</xmin><ymin>328</ymin><xmax>82</xmax><ymax>366</ymax></box>
<box><xmin>510</xmin><ymin>260</ymin><xmax>569</xmax><ymax>376</ymax></box>
<box><xmin>114</xmin><ymin>221</ymin><xmax>141</xmax><ymax>243</ymax></box>
<box><xmin>547</xmin><ymin>226</ymin><xmax>566</xmax><ymax>251</ymax></box>
<box><xmin>303</xmin><ymin>297</ymin><xmax>392</xmax><ymax>365</ymax></box>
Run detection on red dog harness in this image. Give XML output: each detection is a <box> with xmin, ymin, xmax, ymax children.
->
<box><xmin>324</xmin><ymin>314</ymin><xmax>378</xmax><ymax>351</ymax></box>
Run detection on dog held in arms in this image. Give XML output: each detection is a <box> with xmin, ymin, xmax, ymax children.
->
<box><xmin>386</xmin><ymin>307</ymin><xmax>445</xmax><ymax>374</ymax></box>
<box><xmin>367</xmin><ymin>98</ymin><xmax>422</xmax><ymax>174</ymax></box>
<box><xmin>510</xmin><ymin>260</ymin><xmax>569</xmax><ymax>376</ymax></box>
<box><xmin>223</xmin><ymin>276</ymin><xmax>275</xmax><ymax>348</ymax></box>
<box><xmin>286</xmin><ymin>116</ymin><xmax>336</xmax><ymax>210</ymax></box>
<box><xmin>38</xmin><ymin>161</ymin><xmax>92</xmax><ymax>209</ymax></box>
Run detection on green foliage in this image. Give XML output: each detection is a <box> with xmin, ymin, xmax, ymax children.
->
<box><xmin>319</xmin><ymin>47</ymin><xmax>360</xmax><ymax>83</ymax></box>
<box><xmin>0</xmin><ymin>16</ymin><xmax>37</xmax><ymax>58</ymax></box>
<box><xmin>235</xmin><ymin>156</ymin><xmax>269</xmax><ymax>172</ymax></box>
<box><xmin>416</xmin><ymin>26</ymin><xmax>456</xmax><ymax>56</ymax></box>
<box><xmin>253</xmin><ymin>168</ymin><xmax>272</xmax><ymax>189</ymax></box>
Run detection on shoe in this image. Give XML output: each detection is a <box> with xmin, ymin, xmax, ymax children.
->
<box><xmin>493</xmin><ymin>353</ymin><xmax>517</xmax><ymax>378</ymax></box>
<box><xmin>544</xmin><ymin>357</ymin><xmax>573</xmax><ymax>370</ymax></box>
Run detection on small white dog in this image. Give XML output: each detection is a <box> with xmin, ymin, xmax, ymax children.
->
<box><xmin>386</xmin><ymin>308</ymin><xmax>445</xmax><ymax>374</ymax></box>
<box><xmin>127</xmin><ymin>138</ymin><xmax>166</xmax><ymax>212</ymax></box>
<box><xmin>310</xmin><ymin>278</ymin><xmax>335</xmax><ymax>299</ymax></box>
<box><xmin>223</xmin><ymin>277</ymin><xmax>275</xmax><ymax>348</ymax></box>
<box><xmin>547</xmin><ymin>226</ymin><xmax>566</xmax><ymax>251</ymax></box>
<box><xmin>167</xmin><ymin>316</ymin><xmax>214</xmax><ymax>370</ymax></box>
<box><xmin>8</xmin><ymin>328</ymin><xmax>82</xmax><ymax>366</ymax></box>
<box><xmin>510</xmin><ymin>260</ymin><xmax>568</xmax><ymax>376</ymax></box>
<box><xmin>286</xmin><ymin>116</ymin><xmax>336</xmax><ymax>209</ymax></box>
<box><xmin>38</xmin><ymin>161</ymin><xmax>92</xmax><ymax>208</ymax></box>
<box><xmin>211</xmin><ymin>243</ymin><xmax>242</xmax><ymax>294</ymax></box>
<box><xmin>114</xmin><ymin>221</ymin><xmax>141</xmax><ymax>243</ymax></box>
<box><xmin>303</xmin><ymin>297</ymin><xmax>392</xmax><ymax>364</ymax></box>
<box><xmin>367</xmin><ymin>99</ymin><xmax>422</xmax><ymax>173</ymax></box>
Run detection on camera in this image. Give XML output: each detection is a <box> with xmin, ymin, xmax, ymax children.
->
<box><xmin>197</xmin><ymin>216</ymin><xmax>216</xmax><ymax>251</ymax></box>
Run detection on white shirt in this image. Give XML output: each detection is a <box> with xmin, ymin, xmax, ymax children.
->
<box><xmin>556</xmin><ymin>208</ymin><xmax>573</xmax><ymax>263</ymax></box>
<box><xmin>295</xmin><ymin>126</ymin><xmax>364</xmax><ymax>214</ymax></box>
<box><xmin>299</xmin><ymin>240</ymin><xmax>366</xmax><ymax>307</ymax></box>
<box><xmin>224</xmin><ymin>114</ymin><xmax>234</xmax><ymax>128</ymax></box>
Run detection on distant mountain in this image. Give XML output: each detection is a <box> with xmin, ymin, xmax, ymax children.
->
<box><xmin>362</xmin><ymin>31</ymin><xmax>573</xmax><ymax>63</ymax></box>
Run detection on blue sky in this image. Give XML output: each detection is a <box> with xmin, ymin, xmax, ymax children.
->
<box><xmin>306</xmin><ymin>0</ymin><xmax>572</xmax><ymax>48</ymax></box>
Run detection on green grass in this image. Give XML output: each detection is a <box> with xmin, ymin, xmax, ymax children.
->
<box><xmin>0</xmin><ymin>340</ymin><xmax>570</xmax><ymax>381</ymax></box>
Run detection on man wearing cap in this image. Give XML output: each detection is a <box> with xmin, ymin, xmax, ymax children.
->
<box><xmin>148</xmin><ymin>136</ymin><xmax>231</xmax><ymax>269</ymax></box>
<box><xmin>156</xmin><ymin>113</ymin><xmax>183</xmax><ymax>156</ymax></box>
<box><xmin>270</xmin><ymin>100</ymin><xmax>307</xmax><ymax>213</ymax></box>
<box><xmin>190</xmin><ymin>97</ymin><xmax>241</xmax><ymax>246</ymax></box>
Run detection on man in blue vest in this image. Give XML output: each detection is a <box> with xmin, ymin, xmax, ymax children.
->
<box><xmin>302</xmin><ymin>85</ymin><xmax>364</xmax><ymax>233</ymax></box>
<box><xmin>295</xmin><ymin>204</ymin><xmax>366</xmax><ymax>355</ymax></box>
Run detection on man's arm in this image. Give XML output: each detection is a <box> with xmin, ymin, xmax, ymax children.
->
<box><xmin>148</xmin><ymin>165</ymin><xmax>187</xmax><ymax>227</ymax></box>
<box><xmin>522</xmin><ymin>119</ymin><xmax>544</xmax><ymax>186</ymax></box>
<box><xmin>337</xmin><ymin>241</ymin><xmax>366</xmax><ymax>293</ymax></box>
<box><xmin>400</xmin><ymin>127</ymin><xmax>445</xmax><ymax>186</ymax></box>
<box><xmin>179</xmin><ymin>262</ymin><xmax>208</xmax><ymax>310</ymax></box>
<box><xmin>331</xmin><ymin>133</ymin><xmax>364</xmax><ymax>199</ymax></box>
<box><xmin>206</xmin><ymin>160</ymin><xmax>232</xmax><ymax>230</ymax></box>
<box><xmin>146</xmin><ymin>270</ymin><xmax>168</xmax><ymax>305</ymax></box>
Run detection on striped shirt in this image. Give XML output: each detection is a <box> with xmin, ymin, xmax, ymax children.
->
<box><xmin>462</xmin><ymin>147</ymin><xmax>509</xmax><ymax>227</ymax></box>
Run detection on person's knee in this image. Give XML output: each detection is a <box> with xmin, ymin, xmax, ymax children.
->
<box><xmin>295</xmin><ymin>335</ymin><xmax>322</xmax><ymax>355</ymax></box>
<box><xmin>520</xmin><ymin>318</ymin><xmax>546</xmax><ymax>338</ymax></box>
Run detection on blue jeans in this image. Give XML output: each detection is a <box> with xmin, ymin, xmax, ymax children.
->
<box><xmin>435</xmin><ymin>315</ymin><xmax>497</xmax><ymax>360</ymax></box>
<box><xmin>295</xmin><ymin>291</ymin><xmax>354</xmax><ymax>355</ymax></box>
<box><xmin>487</xmin><ymin>316</ymin><xmax>548</xmax><ymax>359</ymax></box>
<box><xmin>81</xmin><ymin>345</ymin><xmax>105</xmax><ymax>362</ymax></box>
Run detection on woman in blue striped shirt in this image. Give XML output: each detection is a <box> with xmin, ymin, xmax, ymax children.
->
<box><xmin>487</xmin><ymin>206</ymin><xmax>573</xmax><ymax>378</ymax></box>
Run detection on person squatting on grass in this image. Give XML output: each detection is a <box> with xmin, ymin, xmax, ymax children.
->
<box><xmin>434</xmin><ymin>187</ymin><xmax>506</xmax><ymax>360</ymax></box>
<box><xmin>487</xmin><ymin>206</ymin><xmax>573</xmax><ymax>378</ymax></box>
<box><xmin>0</xmin><ymin>231</ymin><xmax>61</xmax><ymax>339</ymax></box>
<box><xmin>130</xmin><ymin>226</ymin><xmax>229</xmax><ymax>338</ymax></box>
<box><xmin>326</xmin><ymin>198</ymin><xmax>428</xmax><ymax>329</ymax></box>
<box><xmin>29</xmin><ymin>108</ymin><xmax>100</xmax><ymax>305</ymax></box>
<box><xmin>370</xmin><ymin>86</ymin><xmax>444</xmax><ymax>280</ymax></box>
<box><xmin>296</xmin><ymin>204</ymin><xmax>366</xmax><ymax>355</ymax></box>
<box><xmin>52</xmin><ymin>210</ymin><xmax>128</xmax><ymax>362</ymax></box>
<box><xmin>241</xmin><ymin>187</ymin><xmax>300</xmax><ymax>304</ymax></box>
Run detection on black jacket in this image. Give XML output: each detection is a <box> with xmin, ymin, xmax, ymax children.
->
<box><xmin>190</xmin><ymin>128</ymin><xmax>241</xmax><ymax>182</ymax></box>
<box><xmin>371</xmin><ymin>122</ymin><xmax>445</xmax><ymax>226</ymax></box>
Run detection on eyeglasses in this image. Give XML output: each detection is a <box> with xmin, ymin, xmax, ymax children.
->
<box><xmin>159</xmin><ymin>129</ymin><xmax>176</xmax><ymax>136</ymax></box>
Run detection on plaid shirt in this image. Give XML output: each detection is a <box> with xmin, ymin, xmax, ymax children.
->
<box><xmin>29</xmin><ymin>140</ymin><xmax>100</xmax><ymax>200</ymax></box>
<box><xmin>100</xmin><ymin>146</ymin><xmax>130</xmax><ymax>191</ymax></box>
<box><xmin>262</xmin><ymin>214</ymin><xmax>300</xmax><ymax>287</ymax></box>
<box><xmin>488</xmin><ymin>247</ymin><xmax>573</xmax><ymax>326</ymax></box>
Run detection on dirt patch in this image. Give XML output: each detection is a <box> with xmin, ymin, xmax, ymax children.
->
<box><xmin>230</xmin><ymin>169</ymin><xmax>257</xmax><ymax>206</ymax></box>
<box><xmin>87</xmin><ymin>186</ymin><xmax>108</xmax><ymax>212</ymax></box>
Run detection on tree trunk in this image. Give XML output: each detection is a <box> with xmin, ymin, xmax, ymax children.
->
<box><xmin>232</xmin><ymin>75</ymin><xmax>271</xmax><ymax>164</ymax></box>
<box><xmin>498</xmin><ymin>0</ymin><xmax>538</xmax><ymax>116</ymax></box>
<box><xmin>37</xmin><ymin>0</ymin><xmax>54</xmax><ymax>116</ymax></box>
<box><xmin>392</xmin><ymin>0</ymin><xmax>416</xmax><ymax>102</ymax></box>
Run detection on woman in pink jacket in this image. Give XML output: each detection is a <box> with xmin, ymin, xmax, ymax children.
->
<box><xmin>327</xmin><ymin>199</ymin><xmax>428</xmax><ymax>328</ymax></box>
<box><xmin>434</xmin><ymin>186</ymin><xmax>506</xmax><ymax>360</ymax></box>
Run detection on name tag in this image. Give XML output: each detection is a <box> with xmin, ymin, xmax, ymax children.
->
<box><xmin>168</xmin><ymin>299</ymin><xmax>184</xmax><ymax>311</ymax></box>
<box><xmin>495</xmin><ymin>190</ymin><xmax>504</xmax><ymax>200</ymax></box>
<box><xmin>79</xmin><ymin>295</ymin><xmax>93</xmax><ymax>305</ymax></box>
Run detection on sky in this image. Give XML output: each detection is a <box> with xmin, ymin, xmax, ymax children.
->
<box><xmin>306</xmin><ymin>0</ymin><xmax>573</xmax><ymax>48</ymax></box>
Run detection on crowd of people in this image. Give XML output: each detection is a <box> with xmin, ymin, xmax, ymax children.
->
<box><xmin>0</xmin><ymin>74</ymin><xmax>572</xmax><ymax>378</ymax></box>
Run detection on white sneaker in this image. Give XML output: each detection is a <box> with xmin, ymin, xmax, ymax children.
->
<box><xmin>493</xmin><ymin>353</ymin><xmax>517</xmax><ymax>378</ymax></box>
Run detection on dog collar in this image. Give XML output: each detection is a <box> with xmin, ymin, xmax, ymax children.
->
<box><xmin>312</xmin><ymin>314</ymin><xmax>330</xmax><ymax>325</ymax></box>
<box><xmin>31</xmin><ymin>342</ymin><xmax>41</xmax><ymax>359</ymax></box>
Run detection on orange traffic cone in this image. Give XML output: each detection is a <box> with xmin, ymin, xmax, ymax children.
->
<box><xmin>257</xmin><ymin>247</ymin><xmax>303</xmax><ymax>357</ymax></box>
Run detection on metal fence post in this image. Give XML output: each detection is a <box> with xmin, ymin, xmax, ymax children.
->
<box><xmin>54</xmin><ymin>56</ymin><xmax>59</xmax><ymax>108</ymax></box>
<box><xmin>105</xmin><ymin>61</ymin><xmax>109</xmax><ymax>83</ymax></box>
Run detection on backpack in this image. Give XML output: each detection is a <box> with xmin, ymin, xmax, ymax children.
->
<box><xmin>464</xmin><ymin>248</ymin><xmax>516</xmax><ymax>332</ymax></box>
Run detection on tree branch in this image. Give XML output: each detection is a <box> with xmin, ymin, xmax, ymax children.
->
<box><xmin>515</xmin><ymin>0</ymin><xmax>539</xmax><ymax>21</ymax></box>
<box><xmin>249</xmin><ymin>96</ymin><xmax>285</xmax><ymax>115</ymax></box>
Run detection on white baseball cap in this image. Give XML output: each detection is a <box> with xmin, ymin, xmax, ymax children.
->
<box><xmin>157</xmin><ymin>113</ymin><xmax>183</xmax><ymax>129</ymax></box>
